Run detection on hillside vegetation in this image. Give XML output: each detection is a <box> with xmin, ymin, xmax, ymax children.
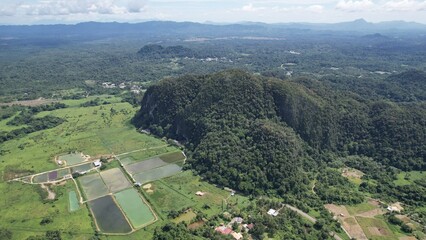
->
<box><xmin>133</xmin><ymin>70</ymin><xmax>426</xmax><ymax>196</ymax></box>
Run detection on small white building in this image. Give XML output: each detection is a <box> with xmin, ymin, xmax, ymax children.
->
<box><xmin>93</xmin><ymin>160</ymin><xmax>102</xmax><ymax>167</ymax></box>
<box><xmin>267</xmin><ymin>209</ymin><xmax>279</xmax><ymax>217</ymax></box>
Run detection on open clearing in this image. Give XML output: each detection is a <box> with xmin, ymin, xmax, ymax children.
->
<box><xmin>341</xmin><ymin>167</ymin><xmax>364</xmax><ymax>185</ymax></box>
<box><xmin>0</xmin><ymin>98</ymin><xmax>58</xmax><ymax>106</ymax></box>
<box><xmin>145</xmin><ymin>180</ymin><xmax>195</xmax><ymax>218</ymax></box>
<box><xmin>114</xmin><ymin>188</ymin><xmax>156</xmax><ymax>228</ymax></box>
<box><xmin>325</xmin><ymin>204</ymin><xmax>368</xmax><ymax>240</ymax></box>
<box><xmin>100</xmin><ymin>168</ymin><xmax>132</xmax><ymax>193</ymax></box>
<box><xmin>88</xmin><ymin>195</ymin><xmax>132</xmax><ymax>234</ymax></box>
<box><xmin>356</xmin><ymin>216</ymin><xmax>397</xmax><ymax>240</ymax></box>
<box><xmin>79</xmin><ymin>173</ymin><xmax>109</xmax><ymax>200</ymax></box>
<box><xmin>172</xmin><ymin>209</ymin><xmax>197</xmax><ymax>223</ymax></box>
<box><xmin>394</xmin><ymin>171</ymin><xmax>426</xmax><ymax>186</ymax></box>
<box><xmin>58</xmin><ymin>152</ymin><xmax>86</xmax><ymax>165</ymax></box>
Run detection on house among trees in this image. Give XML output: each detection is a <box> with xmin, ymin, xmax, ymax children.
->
<box><xmin>267</xmin><ymin>209</ymin><xmax>279</xmax><ymax>216</ymax></box>
<box><xmin>215</xmin><ymin>226</ymin><xmax>233</xmax><ymax>235</ymax></box>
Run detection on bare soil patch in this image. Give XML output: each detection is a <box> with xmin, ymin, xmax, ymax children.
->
<box><xmin>41</xmin><ymin>184</ymin><xmax>56</xmax><ymax>200</ymax></box>
<box><xmin>368</xmin><ymin>227</ymin><xmax>387</xmax><ymax>236</ymax></box>
<box><xmin>398</xmin><ymin>237</ymin><xmax>417</xmax><ymax>240</ymax></box>
<box><xmin>325</xmin><ymin>204</ymin><xmax>368</xmax><ymax>240</ymax></box>
<box><xmin>342</xmin><ymin>167</ymin><xmax>364</xmax><ymax>179</ymax></box>
<box><xmin>357</xmin><ymin>208</ymin><xmax>385</xmax><ymax>218</ymax></box>
<box><xmin>325</xmin><ymin>204</ymin><xmax>350</xmax><ymax>217</ymax></box>
<box><xmin>396</xmin><ymin>215</ymin><xmax>410</xmax><ymax>223</ymax></box>
<box><xmin>188</xmin><ymin>220</ymin><xmax>205</xmax><ymax>230</ymax></box>
<box><xmin>0</xmin><ymin>98</ymin><xmax>57</xmax><ymax>106</ymax></box>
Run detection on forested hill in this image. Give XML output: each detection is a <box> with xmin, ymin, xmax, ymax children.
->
<box><xmin>133</xmin><ymin>70</ymin><xmax>426</xmax><ymax>194</ymax></box>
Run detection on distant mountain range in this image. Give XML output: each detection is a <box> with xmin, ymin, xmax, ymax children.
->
<box><xmin>0</xmin><ymin>19</ymin><xmax>425</xmax><ymax>43</ymax></box>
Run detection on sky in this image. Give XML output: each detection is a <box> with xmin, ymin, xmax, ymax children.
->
<box><xmin>0</xmin><ymin>0</ymin><xmax>425</xmax><ymax>25</ymax></box>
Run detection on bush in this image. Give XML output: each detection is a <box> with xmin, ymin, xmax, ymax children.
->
<box><xmin>40</xmin><ymin>217</ymin><xmax>53</xmax><ymax>225</ymax></box>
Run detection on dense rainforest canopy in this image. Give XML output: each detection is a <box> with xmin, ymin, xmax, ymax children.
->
<box><xmin>133</xmin><ymin>70</ymin><xmax>426</xmax><ymax>196</ymax></box>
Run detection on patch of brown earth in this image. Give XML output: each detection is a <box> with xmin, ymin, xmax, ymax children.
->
<box><xmin>0</xmin><ymin>98</ymin><xmax>57</xmax><ymax>106</ymax></box>
<box><xmin>188</xmin><ymin>220</ymin><xmax>205</xmax><ymax>230</ymax></box>
<box><xmin>357</xmin><ymin>208</ymin><xmax>385</xmax><ymax>218</ymax></box>
<box><xmin>325</xmin><ymin>204</ymin><xmax>368</xmax><ymax>240</ymax></box>
<box><xmin>342</xmin><ymin>167</ymin><xmax>364</xmax><ymax>179</ymax></box>
<box><xmin>41</xmin><ymin>184</ymin><xmax>56</xmax><ymax>200</ymax></box>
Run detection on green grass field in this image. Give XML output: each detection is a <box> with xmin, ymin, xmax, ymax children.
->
<box><xmin>114</xmin><ymin>188</ymin><xmax>155</xmax><ymax>228</ymax></box>
<box><xmin>346</xmin><ymin>202</ymin><xmax>377</xmax><ymax>215</ymax></box>
<box><xmin>119</xmin><ymin>147</ymin><xmax>179</xmax><ymax>165</ymax></box>
<box><xmin>59</xmin><ymin>153</ymin><xmax>85</xmax><ymax>165</ymax></box>
<box><xmin>144</xmin><ymin>180</ymin><xmax>195</xmax><ymax>219</ymax></box>
<box><xmin>394</xmin><ymin>171</ymin><xmax>426</xmax><ymax>186</ymax></box>
<box><xmin>161</xmin><ymin>171</ymin><xmax>250</xmax><ymax>217</ymax></box>
<box><xmin>171</xmin><ymin>209</ymin><xmax>197</xmax><ymax>224</ymax></box>
<box><xmin>356</xmin><ymin>216</ymin><xmax>398</xmax><ymax>240</ymax></box>
<box><xmin>0</xmin><ymin>181</ymin><xmax>93</xmax><ymax>240</ymax></box>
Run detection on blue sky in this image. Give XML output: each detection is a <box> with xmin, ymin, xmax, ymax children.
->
<box><xmin>0</xmin><ymin>0</ymin><xmax>425</xmax><ymax>25</ymax></box>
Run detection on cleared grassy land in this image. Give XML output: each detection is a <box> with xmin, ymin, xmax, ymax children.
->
<box><xmin>394</xmin><ymin>171</ymin><xmax>426</xmax><ymax>186</ymax></box>
<box><xmin>356</xmin><ymin>216</ymin><xmax>398</xmax><ymax>240</ymax></box>
<box><xmin>59</xmin><ymin>153</ymin><xmax>85</xmax><ymax>165</ymax></box>
<box><xmin>159</xmin><ymin>151</ymin><xmax>185</xmax><ymax>163</ymax></box>
<box><xmin>144</xmin><ymin>180</ymin><xmax>195</xmax><ymax>219</ymax></box>
<box><xmin>114</xmin><ymin>188</ymin><xmax>155</xmax><ymax>228</ymax></box>
<box><xmin>171</xmin><ymin>209</ymin><xmax>197</xmax><ymax>224</ymax></box>
<box><xmin>346</xmin><ymin>202</ymin><xmax>377</xmax><ymax>215</ymax></box>
<box><xmin>119</xmin><ymin>146</ymin><xmax>178</xmax><ymax>165</ymax></box>
<box><xmin>0</xmin><ymin>181</ymin><xmax>93</xmax><ymax>240</ymax></box>
<box><xmin>162</xmin><ymin>171</ymin><xmax>249</xmax><ymax>217</ymax></box>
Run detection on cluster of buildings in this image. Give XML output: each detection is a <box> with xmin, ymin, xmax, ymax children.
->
<box><xmin>214</xmin><ymin>216</ymin><xmax>254</xmax><ymax>240</ymax></box>
<box><xmin>101</xmin><ymin>82</ymin><xmax>142</xmax><ymax>94</ymax></box>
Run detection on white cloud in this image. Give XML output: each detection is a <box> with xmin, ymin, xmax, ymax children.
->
<box><xmin>0</xmin><ymin>0</ymin><xmax>146</xmax><ymax>17</ymax></box>
<box><xmin>384</xmin><ymin>0</ymin><xmax>426</xmax><ymax>11</ymax></box>
<box><xmin>336</xmin><ymin>0</ymin><xmax>375</xmax><ymax>12</ymax></box>
<box><xmin>307</xmin><ymin>4</ymin><xmax>324</xmax><ymax>13</ymax></box>
<box><xmin>241</xmin><ymin>3</ymin><xmax>266</xmax><ymax>12</ymax></box>
<box><xmin>127</xmin><ymin>0</ymin><xmax>146</xmax><ymax>13</ymax></box>
<box><xmin>0</xmin><ymin>3</ymin><xmax>17</xmax><ymax>16</ymax></box>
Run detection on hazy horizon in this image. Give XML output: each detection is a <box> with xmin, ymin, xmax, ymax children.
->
<box><xmin>1</xmin><ymin>0</ymin><xmax>426</xmax><ymax>25</ymax></box>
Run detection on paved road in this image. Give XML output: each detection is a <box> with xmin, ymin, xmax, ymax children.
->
<box><xmin>283</xmin><ymin>204</ymin><xmax>343</xmax><ymax>240</ymax></box>
<box><xmin>284</xmin><ymin>204</ymin><xmax>317</xmax><ymax>223</ymax></box>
